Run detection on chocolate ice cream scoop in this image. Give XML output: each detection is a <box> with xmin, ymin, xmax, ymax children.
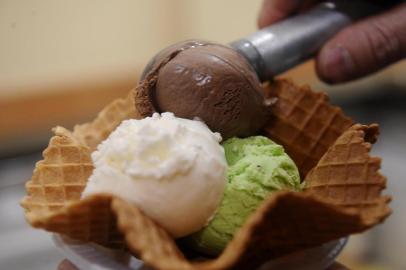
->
<box><xmin>135</xmin><ymin>1</ymin><xmax>381</xmax><ymax>139</ymax></box>
<box><xmin>135</xmin><ymin>40</ymin><xmax>273</xmax><ymax>140</ymax></box>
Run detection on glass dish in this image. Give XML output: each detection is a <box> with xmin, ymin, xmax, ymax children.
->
<box><xmin>53</xmin><ymin>234</ymin><xmax>347</xmax><ymax>270</ymax></box>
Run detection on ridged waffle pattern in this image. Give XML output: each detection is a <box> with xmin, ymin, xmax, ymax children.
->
<box><xmin>32</xmin><ymin>194</ymin><xmax>123</xmax><ymax>248</ymax></box>
<box><xmin>211</xmin><ymin>124</ymin><xmax>391</xmax><ymax>269</ymax></box>
<box><xmin>264</xmin><ymin>79</ymin><xmax>353</xmax><ymax>177</ymax></box>
<box><xmin>73</xmin><ymin>91</ymin><xmax>140</xmax><ymax>150</ymax></box>
<box><xmin>112</xmin><ymin>198</ymin><xmax>191</xmax><ymax>270</ymax></box>
<box><xmin>21</xmin><ymin>127</ymin><xmax>93</xmax><ymax>213</ymax></box>
<box><xmin>116</xmin><ymin>124</ymin><xmax>390</xmax><ymax>270</ymax></box>
<box><xmin>107</xmin><ymin>193</ymin><xmax>363</xmax><ymax>270</ymax></box>
<box><xmin>305</xmin><ymin>124</ymin><xmax>391</xmax><ymax>225</ymax></box>
<box><xmin>202</xmin><ymin>192</ymin><xmax>363</xmax><ymax>270</ymax></box>
<box><xmin>21</xmin><ymin>80</ymin><xmax>391</xmax><ymax>270</ymax></box>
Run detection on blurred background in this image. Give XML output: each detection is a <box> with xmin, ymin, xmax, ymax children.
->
<box><xmin>0</xmin><ymin>0</ymin><xmax>405</xmax><ymax>269</ymax></box>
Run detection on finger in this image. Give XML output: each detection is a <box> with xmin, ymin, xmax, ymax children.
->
<box><xmin>316</xmin><ymin>3</ymin><xmax>406</xmax><ymax>84</ymax></box>
<box><xmin>258</xmin><ymin>0</ymin><xmax>305</xmax><ymax>28</ymax></box>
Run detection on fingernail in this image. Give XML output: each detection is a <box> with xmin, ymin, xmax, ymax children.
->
<box><xmin>320</xmin><ymin>45</ymin><xmax>355</xmax><ymax>83</ymax></box>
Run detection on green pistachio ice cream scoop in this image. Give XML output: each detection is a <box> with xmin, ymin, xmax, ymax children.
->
<box><xmin>184</xmin><ymin>136</ymin><xmax>302</xmax><ymax>256</ymax></box>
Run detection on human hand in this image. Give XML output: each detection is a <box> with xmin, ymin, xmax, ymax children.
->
<box><xmin>258</xmin><ymin>0</ymin><xmax>406</xmax><ymax>83</ymax></box>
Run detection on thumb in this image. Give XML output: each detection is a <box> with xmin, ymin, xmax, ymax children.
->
<box><xmin>316</xmin><ymin>3</ymin><xmax>406</xmax><ymax>84</ymax></box>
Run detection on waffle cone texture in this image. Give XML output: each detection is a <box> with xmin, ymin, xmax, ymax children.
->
<box><xmin>21</xmin><ymin>79</ymin><xmax>391</xmax><ymax>270</ymax></box>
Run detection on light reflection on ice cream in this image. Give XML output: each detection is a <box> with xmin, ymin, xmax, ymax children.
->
<box><xmin>82</xmin><ymin>112</ymin><xmax>227</xmax><ymax>238</ymax></box>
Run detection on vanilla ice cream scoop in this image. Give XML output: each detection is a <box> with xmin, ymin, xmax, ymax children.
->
<box><xmin>82</xmin><ymin>112</ymin><xmax>227</xmax><ymax>238</ymax></box>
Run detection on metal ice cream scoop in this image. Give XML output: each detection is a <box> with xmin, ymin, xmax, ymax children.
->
<box><xmin>136</xmin><ymin>0</ymin><xmax>394</xmax><ymax>139</ymax></box>
<box><xmin>142</xmin><ymin>0</ymin><xmax>393</xmax><ymax>82</ymax></box>
<box><xmin>230</xmin><ymin>0</ymin><xmax>383</xmax><ymax>81</ymax></box>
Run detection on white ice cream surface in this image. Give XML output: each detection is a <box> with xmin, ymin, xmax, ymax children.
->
<box><xmin>82</xmin><ymin>112</ymin><xmax>227</xmax><ymax>238</ymax></box>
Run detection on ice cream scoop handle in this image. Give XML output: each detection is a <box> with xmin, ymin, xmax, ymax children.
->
<box><xmin>230</xmin><ymin>1</ymin><xmax>381</xmax><ymax>81</ymax></box>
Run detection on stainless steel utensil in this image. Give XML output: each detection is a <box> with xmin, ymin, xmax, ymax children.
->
<box><xmin>230</xmin><ymin>0</ymin><xmax>380</xmax><ymax>81</ymax></box>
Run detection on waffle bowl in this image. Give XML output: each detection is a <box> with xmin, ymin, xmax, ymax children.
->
<box><xmin>21</xmin><ymin>79</ymin><xmax>391</xmax><ymax>270</ymax></box>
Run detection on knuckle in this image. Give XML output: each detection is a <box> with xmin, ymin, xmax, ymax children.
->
<box><xmin>364</xmin><ymin>17</ymin><xmax>404</xmax><ymax>65</ymax></box>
